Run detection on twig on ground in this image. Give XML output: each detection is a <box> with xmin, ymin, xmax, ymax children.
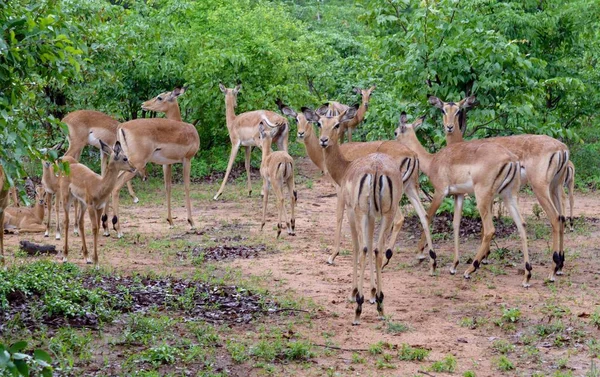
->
<box><xmin>418</xmin><ymin>371</ymin><xmax>436</xmax><ymax>377</ymax></box>
<box><xmin>313</xmin><ymin>344</ymin><xmax>369</xmax><ymax>352</ymax></box>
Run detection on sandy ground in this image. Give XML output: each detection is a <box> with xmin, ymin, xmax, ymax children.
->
<box><xmin>2</xmin><ymin>156</ymin><xmax>600</xmax><ymax>376</ymax></box>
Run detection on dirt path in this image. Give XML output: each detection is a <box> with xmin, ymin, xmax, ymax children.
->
<box><xmin>3</xmin><ymin>156</ymin><xmax>600</xmax><ymax>376</ymax></box>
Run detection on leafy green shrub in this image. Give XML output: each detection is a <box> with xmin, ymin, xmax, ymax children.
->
<box><xmin>495</xmin><ymin>355</ymin><xmax>515</xmax><ymax>372</ymax></box>
<box><xmin>284</xmin><ymin>341</ymin><xmax>314</xmax><ymax>361</ymax></box>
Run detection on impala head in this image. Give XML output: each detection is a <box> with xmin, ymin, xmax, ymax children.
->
<box><xmin>394</xmin><ymin>112</ymin><xmax>425</xmax><ymax>143</ymax></box>
<box><xmin>302</xmin><ymin>105</ymin><xmax>358</xmax><ymax>148</ymax></box>
<box><xmin>35</xmin><ymin>185</ymin><xmax>46</xmax><ymax>206</ymax></box>
<box><xmin>353</xmin><ymin>85</ymin><xmax>376</xmax><ymax>109</ymax></box>
<box><xmin>428</xmin><ymin>95</ymin><xmax>477</xmax><ymax>135</ymax></box>
<box><xmin>142</xmin><ymin>87</ymin><xmax>186</xmax><ymax>112</ymax></box>
<box><xmin>99</xmin><ymin>140</ymin><xmax>136</xmax><ymax>174</ymax></box>
<box><xmin>277</xmin><ymin>101</ymin><xmax>312</xmax><ymax>141</ymax></box>
<box><xmin>219</xmin><ymin>83</ymin><xmax>241</xmax><ymax>108</ymax></box>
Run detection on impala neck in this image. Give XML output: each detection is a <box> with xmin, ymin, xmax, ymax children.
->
<box><xmin>34</xmin><ymin>199</ymin><xmax>45</xmax><ymax>221</ymax></box>
<box><xmin>260</xmin><ymin>138</ymin><xmax>272</xmax><ymax>163</ymax></box>
<box><xmin>322</xmin><ymin>137</ymin><xmax>350</xmax><ymax>185</ymax></box>
<box><xmin>302</xmin><ymin>125</ymin><xmax>325</xmax><ymax>172</ymax></box>
<box><xmin>225</xmin><ymin>95</ymin><xmax>237</xmax><ymax>130</ymax></box>
<box><xmin>165</xmin><ymin>104</ymin><xmax>182</xmax><ymax>122</ymax></box>
<box><xmin>445</xmin><ymin>128</ymin><xmax>465</xmax><ymax>145</ymax></box>
<box><xmin>354</xmin><ymin>101</ymin><xmax>368</xmax><ymax>123</ymax></box>
<box><xmin>98</xmin><ymin>160</ymin><xmax>122</xmax><ymax>200</ymax></box>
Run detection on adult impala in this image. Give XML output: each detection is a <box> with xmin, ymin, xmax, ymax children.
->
<box><xmin>321</xmin><ymin>86</ymin><xmax>376</xmax><ymax>143</ymax></box>
<box><xmin>214</xmin><ymin>84</ymin><xmax>289</xmax><ymax>200</ymax></box>
<box><xmin>279</xmin><ymin>102</ymin><xmax>435</xmax><ymax>274</ymax></box>
<box><xmin>395</xmin><ymin>113</ymin><xmax>533</xmax><ymax>287</ymax></box>
<box><xmin>106</xmin><ymin>91</ymin><xmax>200</xmax><ymax>238</ymax></box>
<box><xmin>429</xmin><ymin>95</ymin><xmax>570</xmax><ymax>281</ymax></box>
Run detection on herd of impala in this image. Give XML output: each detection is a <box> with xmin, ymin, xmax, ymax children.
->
<box><xmin>0</xmin><ymin>83</ymin><xmax>578</xmax><ymax>324</ymax></box>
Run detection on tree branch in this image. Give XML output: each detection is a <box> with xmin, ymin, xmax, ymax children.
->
<box><xmin>465</xmin><ymin>113</ymin><xmax>507</xmax><ymax>138</ymax></box>
<box><xmin>385</xmin><ymin>0</ymin><xmax>408</xmax><ymax>33</ymax></box>
<box><xmin>437</xmin><ymin>0</ymin><xmax>460</xmax><ymax>49</ymax></box>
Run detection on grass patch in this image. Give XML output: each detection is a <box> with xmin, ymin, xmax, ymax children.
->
<box><xmin>397</xmin><ymin>343</ymin><xmax>429</xmax><ymax>361</ymax></box>
<box><xmin>430</xmin><ymin>354</ymin><xmax>457</xmax><ymax>373</ymax></box>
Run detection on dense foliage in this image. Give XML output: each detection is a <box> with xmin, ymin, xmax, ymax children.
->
<box><xmin>2</xmin><ymin>0</ymin><xmax>599</xmax><ymax>185</ymax></box>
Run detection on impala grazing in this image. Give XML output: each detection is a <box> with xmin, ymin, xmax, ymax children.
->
<box><xmin>258</xmin><ymin>122</ymin><xmax>297</xmax><ymax>238</ymax></box>
<box><xmin>429</xmin><ymin>95</ymin><xmax>570</xmax><ymax>281</ymax></box>
<box><xmin>279</xmin><ymin>102</ymin><xmax>435</xmax><ymax>274</ymax></box>
<box><xmin>303</xmin><ymin>106</ymin><xmax>404</xmax><ymax>324</ymax></box>
<box><xmin>3</xmin><ymin>186</ymin><xmax>47</xmax><ymax>234</ymax></box>
<box><xmin>107</xmin><ymin>89</ymin><xmax>199</xmax><ymax>238</ymax></box>
<box><xmin>395</xmin><ymin>113</ymin><xmax>533</xmax><ymax>287</ymax></box>
<box><xmin>214</xmin><ymin>84</ymin><xmax>289</xmax><ymax>200</ymax></box>
<box><xmin>60</xmin><ymin>141</ymin><xmax>135</xmax><ymax>265</ymax></box>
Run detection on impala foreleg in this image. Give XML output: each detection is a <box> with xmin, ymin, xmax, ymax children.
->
<box><xmin>327</xmin><ymin>186</ymin><xmax>344</xmax><ymax>265</ymax></box>
<box><xmin>347</xmin><ymin>210</ymin><xmax>359</xmax><ymax>303</ymax></box>
<box><xmin>44</xmin><ymin>192</ymin><xmax>52</xmax><ymax>238</ymax></box>
<box><xmin>382</xmin><ymin>209</ymin><xmax>404</xmax><ymax>270</ymax></box>
<box><xmin>78</xmin><ymin>202</ymin><xmax>90</xmax><ymax>264</ymax></box>
<box><xmin>163</xmin><ymin>164</ymin><xmax>173</xmax><ymax>228</ymax></box>
<box><xmin>214</xmin><ymin>142</ymin><xmax>241</xmax><ymax>200</ymax></box>
<box><xmin>110</xmin><ymin>170</ymin><xmax>138</xmax><ymax>238</ymax></box>
<box><xmin>288</xmin><ymin>177</ymin><xmax>296</xmax><ymax>236</ymax></box>
<box><xmin>405</xmin><ymin>183</ymin><xmax>436</xmax><ymax>274</ymax></box>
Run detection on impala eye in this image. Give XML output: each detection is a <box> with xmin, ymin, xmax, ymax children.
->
<box><xmin>334</xmin><ymin>123</ymin><xmax>340</xmax><ymax>129</ymax></box>
<box><xmin>123</xmin><ymin>157</ymin><xmax>128</xmax><ymax>162</ymax></box>
<box><xmin>157</xmin><ymin>96</ymin><xmax>163</xmax><ymax>101</ymax></box>
<box><xmin>317</xmin><ymin>122</ymin><xmax>322</xmax><ymax>129</ymax></box>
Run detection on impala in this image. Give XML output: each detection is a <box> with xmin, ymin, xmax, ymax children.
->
<box><xmin>303</xmin><ymin>106</ymin><xmax>404</xmax><ymax>324</ymax></box>
<box><xmin>258</xmin><ymin>122</ymin><xmax>296</xmax><ymax>238</ymax></box>
<box><xmin>106</xmin><ymin>89</ymin><xmax>200</xmax><ymax>238</ymax></box>
<box><xmin>395</xmin><ymin>113</ymin><xmax>533</xmax><ymax>287</ymax></box>
<box><xmin>564</xmin><ymin>161</ymin><xmax>575</xmax><ymax>231</ymax></box>
<box><xmin>60</xmin><ymin>141</ymin><xmax>135</xmax><ymax>265</ymax></box>
<box><xmin>322</xmin><ymin>86</ymin><xmax>376</xmax><ymax>143</ymax></box>
<box><xmin>3</xmin><ymin>186</ymin><xmax>47</xmax><ymax>233</ymax></box>
<box><xmin>429</xmin><ymin>95</ymin><xmax>570</xmax><ymax>280</ymax></box>
<box><xmin>214</xmin><ymin>84</ymin><xmax>289</xmax><ymax>200</ymax></box>
<box><xmin>279</xmin><ymin>102</ymin><xmax>435</xmax><ymax>274</ymax></box>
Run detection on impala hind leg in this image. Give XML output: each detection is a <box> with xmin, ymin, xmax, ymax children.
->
<box><xmin>183</xmin><ymin>158</ymin><xmax>195</xmax><ymax>229</ymax></box>
<box><xmin>532</xmin><ymin>184</ymin><xmax>562</xmax><ymax>281</ymax></box>
<box><xmin>405</xmin><ymin>182</ymin><xmax>436</xmax><ymax>274</ymax></box>
<box><xmin>451</xmin><ymin>194</ymin><xmax>464</xmax><ymax>275</ymax></box>
<box><xmin>245</xmin><ymin>146</ymin><xmax>253</xmax><ymax>197</ymax></box>
<box><xmin>260</xmin><ymin>180</ymin><xmax>269</xmax><ymax>232</ymax></box>
<box><xmin>78</xmin><ymin>202</ymin><xmax>90</xmax><ymax>264</ymax></box>
<box><xmin>214</xmin><ymin>142</ymin><xmax>241</xmax><ymax>200</ymax></box>
<box><xmin>286</xmin><ymin>175</ymin><xmax>296</xmax><ymax>236</ymax></box>
<box><xmin>503</xmin><ymin>193</ymin><xmax>531</xmax><ymax>287</ymax></box>
<box><xmin>550</xmin><ymin>181</ymin><xmax>566</xmax><ymax>275</ymax></box>
<box><xmin>110</xmin><ymin>170</ymin><xmax>138</xmax><ymax>238</ymax></box>
<box><xmin>463</xmin><ymin>189</ymin><xmax>494</xmax><ymax>279</ymax></box>
<box><xmin>347</xmin><ymin>210</ymin><xmax>360</xmax><ymax>302</ymax></box>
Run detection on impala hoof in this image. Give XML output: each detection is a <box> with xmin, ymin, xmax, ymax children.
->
<box><xmin>522</xmin><ymin>282</ymin><xmax>531</xmax><ymax>288</ymax></box>
<box><xmin>556</xmin><ymin>271</ymin><xmax>564</xmax><ymax>276</ymax></box>
<box><xmin>132</xmin><ymin>197</ymin><xmax>139</xmax><ymax>204</ymax></box>
<box><xmin>450</xmin><ymin>268</ymin><xmax>457</xmax><ymax>275</ymax></box>
<box><xmin>103</xmin><ymin>231</ymin><xmax>110</xmax><ymax>237</ymax></box>
<box><xmin>44</xmin><ymin>231</ymin><xmax>49</xmax><ymax>237</ymax></box>
<box><xmin>352</xmin><ymin>321</ymin><xmax>360</xmax><ymax>326</ymax></box>
<box><xmin>369</xmin><ymin>297</ymin><xmax>376</xmax><ymax>305</ymax></box>
<box><xmin>416</xmin><ymin>253</ymin><xmax>426</xmax><ymax>260</ymax></box>
<box><xmin>326</xmin><ymin>257</ymin><xmax>334</xmax><ymax>265</ymax></box>
<box><xmin>463</xmin><ymin>273</ymin><xmax>471</xmax><ymax>280</ymax></box>
<box><xmin>55</xmin><ymin>233</ymin><xmax>61</xmax><ymax>240</ymax></box>
<box><xmin>117</xmin><ymin>232</ymin><xmax>123</xmax><ymax>239</ymax></box>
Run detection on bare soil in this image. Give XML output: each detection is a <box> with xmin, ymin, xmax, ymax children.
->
<box><xmin>3</xmin><ymin>156</ymin><xmax>600</xmax><ymax>376</ymax></box>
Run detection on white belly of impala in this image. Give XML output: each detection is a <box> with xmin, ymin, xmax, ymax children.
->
<box><xmin>151</xmin><ymin>151</ymin><xmax>182</xmax><ymax>165</ymax></box>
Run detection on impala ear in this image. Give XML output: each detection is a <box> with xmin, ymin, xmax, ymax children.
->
<box><xmin>316</xmin><ymin>103</ymin><xmax>330</xmax><ymax>116</ymax></box>
<box><xmin>369</xmin><ymin>84</ymin><xmax>376</xmax><ymax>92</ymax></box>
<box><xmin>301</xmin><ymin>107</ymin><xmax>320</xmax><ymax>123</ymax></box>
<box><xmin>219</xmin><ymin>83</ymin><xmax>227</xmax><ymax>93</ymax></box>
<box><xmin>352</xmin><ymin>87</ymin><xmax>361</xmax><ymax>94</ymax></box>
<box><xmin>258</xmin><ymin>122</ymin><xmax>266</xmax><ymax>138</ymax></box>
<box><xmin>459</xmin><ymin>95</ymin><xmax>478</xmax><ymax>109</ymax></box>
<box><xmin>428</xmin><ymin>95</ymin><xmax>444</xmax><ymax>109</ymax></box>
<box><xmin>340</xmin><ymin>104</ymin><xmax>359</xmax><ymax>122</ymax></box>
<box><xmin>113</xmin><ymin>141</ymin><xmax>123</xmax><ymax>156</ymax></box>
<box><xmin>233</xmin><ymin>84</ymin><xmax>241</xmax><ymax>95</ymax></box>
<box><xmin>399</xmin><ymin>112</ymin><xmax>408</xmax><ymax>126</ymax></box>
<box><xmin>414</xmin><ymin>115</ymin><xmax>426</xmax><ymax>127</ymax></box>
<box><xmin>99</xmin><ymin>140</ymin><xmax>112</xmax><ymax>156</ymax></box>
<box><xmin>281</xmin><ymin>106</ymin><xmax>297</xmax><ymax>118</ymax></box>
<box><xmin>171</xmin><ymin>87</ymin><xmax>186</xmax><ymax>99</ymax></box>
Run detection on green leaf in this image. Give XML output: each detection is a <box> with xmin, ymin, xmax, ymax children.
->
<box><xmin>33</xmin><ymin>349</ymin><xmax>52</xmax><ymax>363</ymax></box>
<box><xmin>8</xmin><ymin>342</ymin><xmax>27</xmax><ymax>353</ymax></box>
<box><xmin>14</xmin><ymin>359</ymin><xmax>29</xmax><ymax>376</ymax></box>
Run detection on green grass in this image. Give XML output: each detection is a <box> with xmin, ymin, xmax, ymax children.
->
<box><xmin>430</xmin><ymin>354</ymin><xmax>457</xmax><ymax>373</ymax></box>
<box><xmin>386</xmin><ymin>320</ymin><xmax>410</xmax><ymax>334</ymax></box>
<box><xmin>397</xmin><ymin>344</ymin><xmax>430</xmax><ymax>361</ymax></box>
<box><xmin>494</xmin><ymin>355</ymin><xmax>515</xmax><ymax>372</ymax></box>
